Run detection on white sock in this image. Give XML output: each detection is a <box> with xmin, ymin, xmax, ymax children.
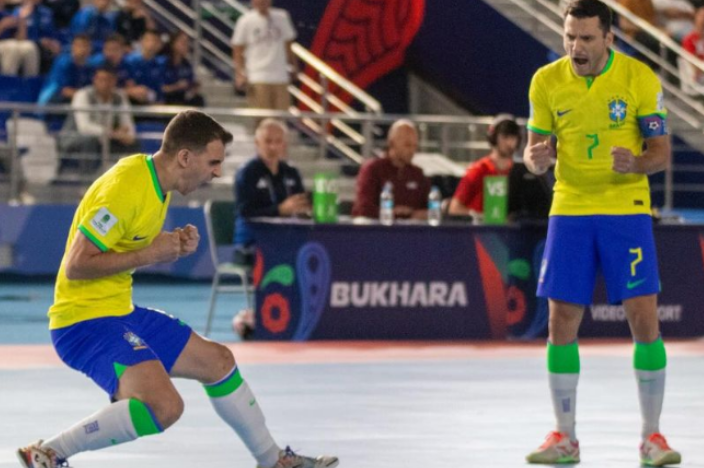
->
<box><xmin>636</xmin><ymin>369</ymin><xmax>665</xmax><ymax>439</ymax></box>
<box><xmin>549</xmin><ymin>372</ymin><xmax>579</xmax><ymax>440</ymax></box>
<box><xmin>206</xmin><ymin>367</ymin><xmax>280</xmax><ymax>468</ymax></box>
<box><xmin>42</xmin><ymin>400</ymin><xmax>140</xmax><ymax>460</ymax></box>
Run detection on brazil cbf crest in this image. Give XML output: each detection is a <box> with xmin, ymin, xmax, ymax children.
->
<box><xmin>123</xmin><ymin>332</ymin><xmax>147</xmax><ymax>350</ymax></box>
<box><xmin>608</xmin><ymin>97</ymin><xmax>627</xmax><ymax>128</ymax></box>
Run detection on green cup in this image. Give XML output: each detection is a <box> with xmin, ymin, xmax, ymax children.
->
<box><xmin>483</xmin><ymin>175</ymin><xmax>508</xmax><ymax>225</ymax></box>
<box><xmin>313</xmin><ymin>173</ymin><xmax>338</xmax><ymax>223</ymax></box>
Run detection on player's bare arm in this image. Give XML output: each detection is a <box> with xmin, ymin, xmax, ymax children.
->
<box><xmin>611</xmin><ymin>135</ymin><xmax>671</xmax><ymax>175</ymax></box>
<box><xmin>523</xmin><ymin>131</ymin><xmax>554</xmax><ymax>175</ymax></box>
<box><xmin>65</xmin><ymin>230</ymin><xmax>182</xmax><ymax>280</ymax></box>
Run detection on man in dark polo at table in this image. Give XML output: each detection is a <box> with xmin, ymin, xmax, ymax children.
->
<box><xmin>233</xmin><ymin>118</ymin><xmax>309</xmax><ymax>265</ymax></box>
<box><xmin>352</xmin><ymin>119</ymin><xmax>431</xmax><ymax>220</ymax></box>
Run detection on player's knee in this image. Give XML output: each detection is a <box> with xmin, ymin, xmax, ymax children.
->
<box><xmin>212</xmin><ymin>342</ymin><xmax>236</xmax><ymax>377</ymax></box>
<box><xmin>150</xmin><ymin>391</ymin><xmax>184</xmax><ymax>429</ymax></box>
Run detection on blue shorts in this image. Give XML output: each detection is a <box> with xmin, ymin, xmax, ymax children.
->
<box><xmin>537</xmin><ymin>215</ymin><xmax>660</xmax><ymax>305</ymax></box>
<box><xmin>51</xmin><ymin>305</ymin><xmax>193</xmax><ymax>397</ymax></box>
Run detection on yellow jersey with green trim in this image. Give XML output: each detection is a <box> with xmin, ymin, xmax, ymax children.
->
<box><xmin>527</xmin><ymin>50</ymin><xmax>667</xmax><ymax>215</ymax></box>
<box><xmin>48</xmin><ymin>154</ymin><xmax>171</xmax><ymax>329</ymax></box>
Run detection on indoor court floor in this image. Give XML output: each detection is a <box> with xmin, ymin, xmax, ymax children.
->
<box><xmin>1</xmin><ymin>281</ymin><xmax>703</xmax><ymax>468</ymax></box>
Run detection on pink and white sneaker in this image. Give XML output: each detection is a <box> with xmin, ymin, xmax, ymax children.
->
<box><xmin>640</xmin><ymin>433</ymin><xmax>681</xmax><ymax>466</ymax></box>
<box><xmin>16</xmin><ymin>440</ymin><xmax>69</xmax><ymax>468</ymax></box>
<box><xmin>526</xmin><ymin>431</ymin><xmax>580</xmax><ymax>464</ymax></box>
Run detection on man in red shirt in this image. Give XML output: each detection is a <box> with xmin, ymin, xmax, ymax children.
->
<box><xmin>352</xmin><ymin>119</ymin><xmax>431</xmax><ymax>219</ymax></box>
<box><xmin>448</xmin><ymin>114</ymin><xmax>521</xmax><ymax>219</ymax></box>
<box><xmin>682</xmin><ymin>6</ymin><xmax>704</xmax><ymax>82</ymax></box>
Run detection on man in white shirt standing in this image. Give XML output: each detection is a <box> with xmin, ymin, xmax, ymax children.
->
<box><xmin>231</xmin><ymin>0</ymin><xmax>297</xmax><ymax>112</ymax></box>
<box><xmin>59</xmin><ymin>66</ymin><xmax>140</xmax><ymax>175</ymax></box>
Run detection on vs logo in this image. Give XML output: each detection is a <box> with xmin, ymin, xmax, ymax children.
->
<box><xmin>486</xmin><ymin>180</ymin><xmax>507</xmax><ymax>196</ymax></box>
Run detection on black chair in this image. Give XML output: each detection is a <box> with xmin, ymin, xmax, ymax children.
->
<box><xmin>203</xmin><ymin>200</ymin><xmax>252</xmax><ymax>336</ymax></box>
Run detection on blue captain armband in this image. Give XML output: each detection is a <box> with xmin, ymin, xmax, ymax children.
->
<box><xmin>638</xmin><ymin>114</ymin><xmax>668</xmax><ymax>138</ymax></box>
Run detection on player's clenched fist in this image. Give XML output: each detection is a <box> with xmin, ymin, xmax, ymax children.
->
<box><xmin>524</xmin><ymin>141</ymin><xmax>554</xmax><ymax>175</ymax></box>
<box><xmin>611</xmin><ymin>146</ymin><xmax>636</xmax><ymax>174</ymax></box>
<box><xmin>149</xmin><ymin>231</ymin><xmax>182</xmax><ymax>263</ymax></box>
<box><xmin>176</xmin><ymin>224</ymin><xmax>200</xmax><ymax>257</ymax></box>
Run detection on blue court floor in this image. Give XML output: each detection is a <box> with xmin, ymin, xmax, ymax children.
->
<box><xmin>1</xmin><ymin>281</ymin><xmax>703</xmax><ymax>467</ymax></box>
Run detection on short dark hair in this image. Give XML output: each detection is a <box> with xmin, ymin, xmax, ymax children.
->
<box><xmin>94</xmin><ymin>65</ymin><xmax>117</xmax><ymax>76</ymax></box>
<box><xmin>564</xmin><ymin>0</ymin><xmax>613</xmax><ymax>33</ymax></box>
<box><xmin>488</xmin><ymin>115</ymin><xmax>522</xmax><ymax>146</ymax></box>
<box><xmin>72</xmin><ymin>33</ymin><xmax>91</xmax><ymax>44</ymax></box>
<box><xmin>104</xmin><ymin>33</ymin><xmax>126</xmax><ymax>45</ymax></box>
<box><xmin>162</xmin><ymin>110</ymin><xmax>233</xmax><ymax>155</ymax></box>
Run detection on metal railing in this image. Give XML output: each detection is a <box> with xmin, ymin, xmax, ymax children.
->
<box><xmin>0</xmin><ymin>103</ymin><xmax>513</xmax><ymax>204</ymax></box>
<box><xmin>143</xmin><ymin>0</ymin><xmax>383</xmax><ymax>163</ymax></box>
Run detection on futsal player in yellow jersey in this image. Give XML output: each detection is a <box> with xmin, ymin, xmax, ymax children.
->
<box><xmin>17</xmin><ymin>111</ymin><xmax>338</xmax><ymax>468</ymax></box>
<box><xmin>524</xmin><ymin>1</ymin><xmax>681</xmax><ymax>466</ymax></box>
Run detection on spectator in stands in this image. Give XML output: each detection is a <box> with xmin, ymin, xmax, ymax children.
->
<box><xmin>448</xmin><ymin>114</ymin><xmax>519</xmax><ymax>219</ymax></box>
<box><xmin>352</xmin><ymin>119</ymin><xmax>430</xmax><ymax>220</ymax></box>
<box><xmin>682</xmin><ymin>5</ymin><xmax>704</xmax><ymax>82</ymax></box>
<box><xmin>89</xmin><ymin>33</ymin><xmax>129</xmax><ymax>87</ymax></box>
<box><xmin>652</xmin><ymin>0</ymin><xmax>695</xmax><ymax>42</ymax></box>
<box><xmin>0</xmin><ymin>0</ymin><xmax>40</xmax><ymax>76</ymax></box>
<box><xmin>233</xmin><ymin>118</ymin><xmax>308</xmax><ymax>265</ymax></box>
<box><xmin>70</xmin><ymin>0</ymin><xmax>117</xmax><ymax>53</ymax></box>
<box><xmin>162</xmin><ymin>31</ymin><xmax>205</xmax><ymax>106</ymax></box>
<box><xmin>42</xmin><ymin>0</ymin><xmax>80</xmax><ymax>30</ymax></box>
<box><xmin>14</xmin><ymin>0</ymin><xmax>61</xmax><ymax>72</ymax></box>
<box><xmin>231</xmin><ymin>0</ymin><xmax>298</xmax><ymax>112</ymax></box>
<box><xmin>115</xmin><ymin>0</ymin><xmax>155</xmax><ymax>48</ymax></box>
<box><xmin>124</xmin><ymin>29</ymin><xmax>164</xmax><ymax>104</ymax></box>
<box><xmin>38</xmin><ymin>33</ymin><xmax>93</xmax><ymax>104</ymax></box>
<box><xmin>58</xmin><ymin>66</ymin><xmax>139</xmax><ymax>174</ymax></box>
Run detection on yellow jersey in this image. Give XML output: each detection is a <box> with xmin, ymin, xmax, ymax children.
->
<box><xmin>528</xmin><ymin>50</ymin><xmax>667</xmax><ymax>215</ymax></box>
<box><xmin>49</xmin><ymin>154</ymin><xmax>171</xmax><ymax>329</ymax></box>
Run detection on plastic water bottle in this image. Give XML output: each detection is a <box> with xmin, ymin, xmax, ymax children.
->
<box><xmin>380</xmin><ymin>181</ymin><xmax>394</xmax><ymax>226</ymax></box>
<box><xmin>428</xmin><ymin>186</ymin><xmax>442</xmax><ymax>226</ymax></box>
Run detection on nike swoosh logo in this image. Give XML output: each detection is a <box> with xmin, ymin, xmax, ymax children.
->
<box><xmin>557</xmin><ymin>109</ymin><xmax>573</xmax><ymax>117</ymax></box>
<box><xmin>133</xmin><ymin>235</ymin><xmax>147</xmax><ymax>241</ymax></box>
<box><xmin>627</xmin><ymin>278</ymin><xmax>647</xmax><ymax>289</ymax></box>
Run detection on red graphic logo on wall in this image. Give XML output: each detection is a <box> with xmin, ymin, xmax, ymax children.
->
<box><xmin>305</xmin><ymin>0</ymin><xmax>426</xmax><ymax>107</ymax></box>
<box><xmin>255</xmin><ymin>248</ymin><xmax>294</xmax><ymax>335</ymax></box>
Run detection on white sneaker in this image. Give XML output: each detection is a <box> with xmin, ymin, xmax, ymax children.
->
<box><xmin>258</xmin><ymin>446</ymin><xmax>339</xmax><ymax>468</ymax></box>
<box><xmin>16</xmin><ymin>440</ymin><xmax>69</xmax><ymax>468</ymax></box>
<box><xmin>526</xmin><ymin>431</ymin><xmax>580</xmax><ymax>464</ymax></box>
<box><xmin>640</xmin><ymin>433</ymin><xmax>681</xmax><ymax>466</ymax></box>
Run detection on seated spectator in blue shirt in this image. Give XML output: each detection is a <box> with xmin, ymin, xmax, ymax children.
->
<box><xmin>124</xmin><ymin>29</ymin><xmax>164</xmax><ymax>104</ymax></box>
<box><xmin>115</xmin><ymin>0</ymin><xmax>154</xmax><ymax>48</ymax></box>
<box><xmin>162</xmin><ymin>31</ymin><xmax>205</xmax><ymax>106</ymax></box>
<box><xmin>70</xmin><ymin>0</ymin><xmax>116</xmax><ymax>52</ymax></box>
<box><xmin>89</xmin><ymin>33</ymin><xmax>129</xmax><ymax>87</ymax></box>
<box><xmin>233</xmin><ymin>118</ymin><xmax>309</xmax><ymax>265</ymax></box>
<box><xmin>14</xmin><ymin>0</ymin><xmax>61</xmax><ymax>72</ymax></box>
<box><xmin>38</xmin><ymin>34</ymin><xmax>93</xmax><ymax>104</ymax></box>
<box><xmin>0</xmin><ymin>0</ymin><xmax>40</xmax><ymax>76</ymax></box>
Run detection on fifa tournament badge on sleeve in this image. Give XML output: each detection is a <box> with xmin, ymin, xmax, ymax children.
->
<box><xmin>483</xmin><ymin>175</ymin><xmax>508</xmax><ymax>225</ymax></box>
<box><xmin>313</xmin><ymin>173</ymin><xmax>338</xmax><ymax>223</ymax></box>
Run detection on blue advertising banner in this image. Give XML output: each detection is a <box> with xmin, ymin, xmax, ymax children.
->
<box><xmin>251</xmin><ymin>221</ymin><xmax>502</xmax><ymax>341</ymax></box>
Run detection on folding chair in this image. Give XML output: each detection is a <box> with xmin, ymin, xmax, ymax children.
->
<box><xmin>203</xmin><ymin>199</ymin><xmax>252</xmax><ymax>336</ymax></box>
